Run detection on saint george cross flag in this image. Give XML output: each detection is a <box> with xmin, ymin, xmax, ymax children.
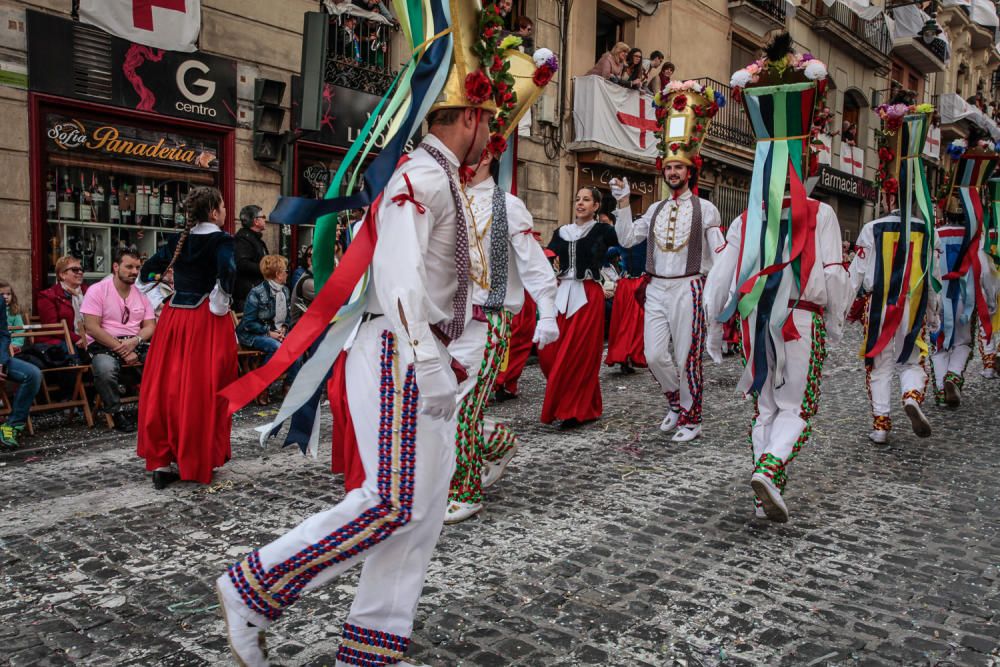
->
<box><xmin>79</xmin><ymin>0</ymin><xmax>201</xmax><ymax>53</ymax></box>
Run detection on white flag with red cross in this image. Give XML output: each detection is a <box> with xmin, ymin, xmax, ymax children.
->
<box><xmin>79</xmin><ymin>0</ymin><xmax>201</xmax><ymax>53</ymax></box>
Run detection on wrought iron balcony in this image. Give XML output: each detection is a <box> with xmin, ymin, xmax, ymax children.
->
<box><xmin>728</xmin><ymin>0</ymin><xmax>788</xmax><ymax>36</ymax></box>
<box><xmin>810</xmin><ymin>0</ymin><xmax>892</xmax><ymax>70</ymax></box>
<box><xmin>695</xmin><ymin>78</ymin><xmax>755</xmax><ymax>149</ymax></box>
<box><xmin>325</xmin><ymin>15</ymin><xmax>397</xmax><ymax>97</ymax></box>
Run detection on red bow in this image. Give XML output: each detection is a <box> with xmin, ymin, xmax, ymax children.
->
<box><xmin>390</xmin><ymin>173</ymin><xmax>426</xmax><ymax>214</ymax></box>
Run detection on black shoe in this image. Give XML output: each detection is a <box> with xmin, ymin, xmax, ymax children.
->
<box><xmin>112</xmin><ymin>413</ymin><xmax>137</xmax><ymax>433</ymax></box>
<box><xmin>619</xmin><ymin>363</ymin><xmax>636</xmax><ymax>375</ymax></box>
<box><xmin>152</xmin><ymin>470</ymin><xmax>180</xmax><ymax>490</ymax></box>
<box><xmin>494</xmin><ymin>387</ymin><xmax>518</xmax><ymax>403</ymax></box>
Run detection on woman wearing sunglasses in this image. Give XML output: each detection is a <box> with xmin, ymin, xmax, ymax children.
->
<box><xmin>37</xmin><ymin>255</ymin><xmax>89</xmax><ymax>352</ymax></box>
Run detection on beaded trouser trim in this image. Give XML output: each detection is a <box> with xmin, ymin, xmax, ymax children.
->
<box><xmin>227</xmin><ymin>332</ymin><xmax>417</xmax><ymax>628</ymax></box>
<box><xmin>872</xmin><ymin>414</ymin><xmax>892</xmax><ymax>432</ymax></box>
<box><xmin>449</xmin><ymin>310</ymin><xmax>513</xmax><ymax>505</ymax></box>
<box><xmin>337</xmin><ymin>622</ymin><xmax>411</xmax><ymax>666</ymax></box>
<box><xmin>483</xmin><ymin>422</ymin><xmax>517</xmax><ymax>463</ymax></box>
<box><xmin>665</xmin><ymin>390</ymin><xmax>681</xmax><ymax>413</ymax></box>
<box><xmin>677</xmin><ymin>277</ymin><xmax>706</xmax><ymax>427</ymax></box>
<box><xmin>750</xmin><ymin>312</ymin><xmax>827</xmax><ymax>504</ymax></box>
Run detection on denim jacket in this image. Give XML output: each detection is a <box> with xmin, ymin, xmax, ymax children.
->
<box><xmin>0</xmin><ymin>298</ymin><xmax>10</xmax><ymax>367</ymax></box>
<box><xmin>236</xmin><ymin>281</ymin><xmax>290</xmax><ymax>347</ymax></box>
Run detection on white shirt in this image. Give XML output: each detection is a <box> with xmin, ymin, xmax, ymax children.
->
<box><xmin>367</xmin><ymin>133</ymin><xmax>473</xmax><ymax>365</ymax></box>
<box><xmin>464</xmin><ymin>177</ymin><xmax>557</xmax><ymax>319</ymax></box>
<box><xmin>614</xmin><ymin>190</ymin><xmax>726</xmax><ymax>278</ymax></box>
<box><xmin>554</xmin><ymin>220</ymin><xmax>599</xmax><ymax>317</ymax></box>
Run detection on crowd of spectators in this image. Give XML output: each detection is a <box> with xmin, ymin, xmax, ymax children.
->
<box><xmin>587</xmin><ymin>43</ymin><xmax>674</xmax><ymax>95</ymax></box>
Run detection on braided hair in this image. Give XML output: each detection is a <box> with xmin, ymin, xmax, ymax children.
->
<box><xmin>156</xmin><ymin>186</ymin><xmax>223</xmax><ymax>285</ymax></box>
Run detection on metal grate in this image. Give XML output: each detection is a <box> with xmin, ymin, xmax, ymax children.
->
<box><xmin>696</xmin><ymin>78</ymin><xmax>755</xmax><ymax>148</ymax></box>
<box><xmin>713</xmin><ymin>184</ymin><xmax>750</xmax><ymax>230</ymax></box>
<box><xmin>71</xmin><ymin>22</ymin><xmax>113</xmax><ymax>101</ymax></box>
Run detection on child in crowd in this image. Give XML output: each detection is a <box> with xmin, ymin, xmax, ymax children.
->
<box><xmin>0</xmin><ymin>280</ymin><xmax>25</xmax><ymax>353</ymax></box>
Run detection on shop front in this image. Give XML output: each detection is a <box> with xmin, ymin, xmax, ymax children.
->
<box><xmin>575</xmin><ymin>153</ymin><xmax>660</xmax><ymax>216</ymax></box>
<box><xmin>26</xmin><ymin>10</ymin><xmax>236</xmax><ymax>294</ymax></box>
<box><xmin>813</xmin><ymin>165</ymin><xmax>878</xmax><ymax>242</ymax></box>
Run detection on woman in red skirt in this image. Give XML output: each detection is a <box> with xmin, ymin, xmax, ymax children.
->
<box><xmin>604</xmin><ymin>236</ymin><xmax>648</xmax><ymax>373</ymax></box>
<box><xmin>137</xmin><ymin>186</ymin><xmax>238</xmax><ymax>488</ymax></box>
<box><xmin>540</xmin><ymin>186</ymin><xmax>621</xmax><ymax>427</ymax></box>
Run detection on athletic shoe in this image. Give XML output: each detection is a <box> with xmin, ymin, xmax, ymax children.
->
<box><xmin>671</xmin><ymin>425</ymin><xmax>701</xmax><ymax>442</ymax></box>
<box><xmin>482</xmin><ymin>441</ymin><xmax>520</xmax><ymax>489</ymax></box>
<box><xmin>903</xmin><ymin>399</ymin><xmax>931</xmax><ymax>438</ymax></box>
<box><xmin>868</xmin><ymin>429</ymin><xmax>889</xmax><ymax>445</ymax></box>
<box><xmin>444</xmin><ymin>500</ymin><xmax>483</xmax><ymax>524</ymax></box>
<box><xmin>943</xmin><ymin>379</ymin><xmax>961</xmax><ymax>407</ymax></box>
<box><xmin>750</xmin><ymin>472</ymin><xmax>789</xmax><ymax>523</ymax></box>
<box><xmin>215</xmin><ymin>578</ymin><xmax>269</xmax><ymax>667</ymax></box>
<box><xmin>659</xmin><ymin>410</ymin><xmax>680</xmax><ymax>433</ymax></box>
<box><xmin>0</xmin><ymin>423</ymin><xmax>24</xmax><ymax>450</ymax></box>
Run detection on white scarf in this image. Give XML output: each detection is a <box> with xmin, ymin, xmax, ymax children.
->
<box><xmin>268</xmin><ymin>279</ymin><xmax>287</xmax><ymax>329</ymax></box>
<box><xmin>555</xmin><ymin>220</ymin><xmax>599</xmax><ymax>317</ymax></box>
<box><xmin>61</xmin><ymin>281</ymin><xmax>85</xmax><ymax>332</ymax></box>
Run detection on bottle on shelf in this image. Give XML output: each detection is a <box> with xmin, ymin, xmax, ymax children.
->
<box><xmin>58</xmin><ymin>170</ymin><xmax>75</xmax><ymax>221</ymax></box>
<box><xmin>174</xmin><ymin>183</ymin><xmax>186</xmax><ymax>228</ymax></box>
<box><xmin>136</xmin><ymin>179</ymin><xmax>149</xmax><ymax>226</ymax></box>
<box><xmin>161</xmin><ymin>188</ymin><xmax>174</xmax><ymax>225</ymax></box>
<box><xmin>94</xmin><ymin>232</ymin><xmax>105</xmax><ymax>273</ymax></box>
<box><xmin>46</xmin><ymin>171</ymin><xmax>57</xmax><ymax>218</ymax></box>
<box><xmin>78</xmin><ymin>171</ymin><xmax>92</xmax><ymax>222</ymax></box>
<box><xmin>108</xmin><ymin>176</ymin><xmax>121</xmax><ymax>224</ymax></box>
<box><xmin>149</xmin><ymin>183</ymin><xmax>161</xmax><ymax>227</ymax></box>
<box><xmin>121</xmin><ymin>183</ymin><xmax>133</xmax><ymax>226</ymax></box>
<box><xmin>91</xmin><ymin>173</ymin><xmax>105</xmax><ymax>223</ymax></box>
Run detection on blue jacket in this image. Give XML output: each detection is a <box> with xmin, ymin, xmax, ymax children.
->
<box><xmin>236</xmin><ymin>281</ymin><xmax>291</xmax><ymax>347</ymax></box>
<box><xmin>0</xmin><ymin>298</ymin><xmax>10</xmax><ymax>367</ymax></box>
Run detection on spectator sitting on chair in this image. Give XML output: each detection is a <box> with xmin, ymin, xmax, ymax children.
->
<box><xmin>0</xmin><ymin>295</ymin><xmax>41</xmax><ymax>450</ymax></box>
<box><xmin>233</xmin><ymin>205</ymin><xmax>269</xmax><ymax>313</ymax></box>
<box><xmin>81</xmin><ymin>249</ymin><xmax>156</xmax><ymax>433</ymax></box>
<box><xmin>236</xmin><ymin>255</ymin><xmax>300</xmax><ymax>384</ymax></box>
<box><xmin>37</xmin><ymin>255</ymin><xmax>88</xmax><ymax>353</ymax></box>
<box><xmin>0</xmin><ymin>280</ymin><xmax>26</xmax><ymax>354</ymax></box>
<box><xmin>290</xmin><ymin>244</ymin><xmax>312</xmax><ymax>290</ymax></box>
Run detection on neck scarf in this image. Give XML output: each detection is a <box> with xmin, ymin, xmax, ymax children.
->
<box><xmin>268</xmin><ymin>280</ymin><xmax>287</xmax><ymax>329</ymax></box>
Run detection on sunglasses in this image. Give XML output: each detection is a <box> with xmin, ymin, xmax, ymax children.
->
<box><xmin>121</xmin><ymin>298</ymin><xmax>131</xmax><ymax>325</ymax></box>
<box><xmin>66</xmin><ymin>267</ymin><xmax>84</xmax><ymax>274</ymax></box>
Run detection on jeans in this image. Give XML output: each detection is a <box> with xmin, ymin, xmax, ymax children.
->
<box><xmin>249</xmin><ymin>335</ymin><xmax>300</xmax><ymax>383</ymax></box>
<box><xmin>5</xmin><ymin>358</ymin><xmax>42</xmax><ymax>426</ymax></box>
<box><xmin>91</xmin><ymin>352</ymin><xmax>144</xmax><ymax>414</ymax></box>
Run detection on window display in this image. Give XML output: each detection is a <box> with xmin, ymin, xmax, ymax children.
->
<box><xmin>42</xmin><ymin>112</ymin><xmax>221</xmax><ymax>283</ymax></box>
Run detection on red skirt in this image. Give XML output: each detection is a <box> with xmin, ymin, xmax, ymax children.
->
<box><xmin>605</xmin><ymin>276</ymin><xmax>647</xmax><ymax>367</ymax></box>
<box><xmin>137</xmin><ymin>301</ymin><xmax>238</xmax><ymax>484</ymax></box>
<box><xmin>494</xmin><ymin>293</ymin><xmax>537</xmax><ymax>395</ymax></box>
<box><xmin>539</xmin><ymin>280</ymin><xmax>605</xmax><ymax>423</ymax></box>
<box><xmin>329</xmin><ymin>350</ymin><xmax>365</xmax><ymax>493</ymax></box>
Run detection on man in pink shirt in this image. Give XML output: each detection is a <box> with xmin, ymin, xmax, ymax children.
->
<box><xmin>82</xmin><ymin>248</ymin><xmax>156</xmax><ymax>433</ymax></box>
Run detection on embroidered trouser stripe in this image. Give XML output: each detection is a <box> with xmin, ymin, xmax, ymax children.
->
<box><xmin>482</xmin><ymin>422</ymin><xmax>517</xmax><ymax>463</ymax></box>
<box><xmin>227</xmin><ymin>332</ymin><xmax>417</xmax><ymax>621</ymax></box>
<box><xmin>336</xmin><ymin>622</ymin><xmax>411</xmax><ymax>666</ymax></box>
<box><xmin>678</xmin><ymin>277</ymin><xmax>706</xmax><ymax>427</ymax></box>
<box><xmin>449</xmin><ymin>310</ymin><xmax>513</xmax><ymax>504</ymax></box>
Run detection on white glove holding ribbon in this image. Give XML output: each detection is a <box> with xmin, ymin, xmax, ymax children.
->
<box><xmin>609</xmin><ymin>177</ymin><xmax>631</xmax><ymax>202</ymax></box>
<box><xmin>532</xmin><ymin>317</ymin><xmax>560</xmax><ymax>349</ymax></box>
<box><xmin>415</xmin><ymin>357</ymin><xmax>458</xmax><ymax>420</ymax></box>
<box><xmin>705</xmin><ymin>322</ymin><xmax>725</xmax><ymax>365</ymax></box>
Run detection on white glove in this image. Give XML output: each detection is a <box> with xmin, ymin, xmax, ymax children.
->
<box><xmin>609</xmin><ymin>177</ymin><xmax>630</xmax><ymax>202</ymax></box>
<box><xmin>415</xmin><ymin>357</ymin><xmax>458</xmax><ymax>420</ymax></box>
<box><xmin>705</xmin><ymin>322</ymin><xmax>725</xmax><ymax>365</ymax></box>
<box><xmin>532</xmin><ymin>317</ymin><xmax>560</xmax><ymax>350</ymax></box>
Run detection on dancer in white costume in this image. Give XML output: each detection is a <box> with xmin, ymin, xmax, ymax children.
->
<box><xmin>609</xmin><ymin>80</ymin><xmax>725</xmax><ymax>443</ymax></box>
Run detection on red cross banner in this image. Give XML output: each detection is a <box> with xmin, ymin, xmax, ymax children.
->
<box><xmin>839</xmin><ymin>143</ymin><xmax>865</xmax><ymax>178</ymax></box>
<box><xmin>923</xmin><ymin>125</ymin><xmax>941</xmax><ymax>160</ymax></box>
<box><xmin>573</xmin><ymin>75</ymin><xmax>659</xmax><ymax>159</ymax></box>
<box><xmin>79</xmin><ymin>0</ymin><xmax>201</xmax><ymax>53</ymax></box>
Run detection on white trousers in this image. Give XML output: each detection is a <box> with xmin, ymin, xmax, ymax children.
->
<box><xmin>867</xmin><ymin>326</ymin><xmax>927</xmax><ymax>421</ymax></box>
<box><xmin>751</xmin><ymin>309</ymin><xmax>823</xmax><ymax>465</ymax></box>
<box><xmin>931</xmin><ymin>320</ymin><xmax>973</xmax><ymax>391</ymax></box>
<box><xmin>643</xmin><ymin>276</ymin><xmax>705</xmax><ymax>425</ymax></box>
<box><xmin>220</xmin><ymin>320</ymin><xmax>456</xmax><ymax>666</ymax></box>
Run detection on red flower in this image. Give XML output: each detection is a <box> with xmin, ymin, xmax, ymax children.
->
<box><xmin>878</xmin><ymin>147</ymin><xmax>894</xmax><ymax>162</ymax></box>
<box><xmin>465</xmin><ymin>70</ymin><xmax>493</xmax><ymax>105</ymax></box>
<box><xmin>733</xmin><ymin>88</ymin><xmax>742</xmax><ymax>103</ymax></box>
<box><xmin>692</xmin><ymin>155</ymin><xmax>703</xmax><ymax>171</ymax></box>
<box><xmin>533</xmin><ymin>65</ymin><xmax>554</xmax><ymax>87</ymax></box>
<box><xmin>692</xmin><ymin>105</ymin><xmax>703</xmax><ymax>116</ymax></box>
<box><xmin>669</xmin><ymin>142</ymin><xmax>680</xmax><ymax>152</ymax></box>
<box><xmin>655</xmin><ymin>106</ymin><xmax>668</xmax><ymax>119</ymax></box>
<box><xmin>656</xmin><ymin>157</ymin><xmax>663</xmax><ymax>170</ymax></box>
<box><xmin>484</xmin><ymin>26</ymin><xmax>497</xmax><ymax>38</ymax></box>
<box><xmin>695</xmin><ymin>124</ymin><xmax>704</xmax><ymax>133</ymax></box>
<box><xmin>488</xmin><ymin>133</ymin><xmax>508</xmax><ymax>157</ymax></box>
<box><xmin>884</xmin><ymin>177</ymin><xmax>899</xmax><ymax>194</ymax></box>
<box><xmin>491</xmin><ymin>55</ymin><xmax>504</xmax><ymax>72</ymax></box>
<box><xmin>708</xmin><ymin>101</ymin><xmax>719</xmax><ymax>116</ymax></box>
<box><xmin>672</xmin><ymin>94</ymin><xmax>688</xmax><ymax>111</ymax></box>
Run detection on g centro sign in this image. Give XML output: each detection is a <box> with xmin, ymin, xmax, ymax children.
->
<box><xmin>176</xmin><ymin>60</ymin><xmax>218</xmax><ymax>118</ymax></box>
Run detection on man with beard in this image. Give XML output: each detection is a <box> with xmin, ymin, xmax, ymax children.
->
<box><xmin>81</xmin><ymin>248</ymin><xmax>156</xmax><ymax>432</ymax></box>
<box><xmin>609</xmin><ymin>82</ymin><xmax>725</xmax><ymax>442</ymax></box>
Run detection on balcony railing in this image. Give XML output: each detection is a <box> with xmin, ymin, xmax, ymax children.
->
<box><xmin>696</xmin><ymin>78</ymin><xmax>755</xmax><ymax>148</ymax></box>
<box><xmin>714</xmin><ymin>184</ymin><xmax>751</xmax><ymax>230</ymax></box>
<box><xmin>326</xmin><ymin>16</ymin><xmax>397</xmax><ymax>96</ymax></box>
<box><xmin>745</xmin><ymin>0</ymin><xmax>787</xmax><ymax>21</ymax></box>
<box><xmin>814</xmin><ymin>0</ymin><xmax>892</xmax><ymax>55</ymax></box>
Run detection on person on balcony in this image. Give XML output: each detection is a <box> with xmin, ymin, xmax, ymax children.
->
<box><xmin>335</xmin><ymin>15</ymin><xmax>363</xmax><ymax>62</ymax></box>
<box><xmin>586</xmin><ymin>42</ymin><xmax>631</xmax><ymax>88</ymax></box>
<box><xmin>642</xmin><ymin>51</ymin><xmax>665</xmax><ymax>93</ymax></box>
<box><xmin>622</xmin><ymin>48</ymin><xmax>645</xmax><ymax>90</ymax></box>
<box><xmin>609</xmin><ymin>82</ymin><xmax>725</xmax><ymax>443</ymax></box>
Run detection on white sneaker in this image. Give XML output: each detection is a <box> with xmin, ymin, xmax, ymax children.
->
<box><xmin>754</xmin><ymin>504</ymin><xmax>768</xmax><ymax>520</ymax></box>
<box><xmin>981</xmin><ymin>368</ymin><xmax>996</xmax><ymax>379</ymax></box>
<box><xmin>659</xmin><ymin>410</ymin><xmax>680</xmax><ymax>432</ymax></box>
<box><xmin>444</xmin><ymin>500</ymin><xmax>483</xmax><ymax>524</ymax></box>
<box><xmin>903</xmin><ymin>399</ymin><xmax>931</xmax><ymax>438</ymax></box>
<box><xmin>482</xmin><ymin>441</ymin><xmax>520</xmax><ymax>489</ymax></box>
<box><xmin>671</xmin><ymin>425</ymin><xmax>702</xmax><ymax>442</ymax></box>
<box><xmin>868</xmin><ymin>429</ymin><xmax>889</xmax><ymax>445</ymax></box>
<box><xmin>216</xmin><ymin>578</ymin><xmax>269</xmax><ymax>667</ymax></box>
<box><xmin>750</xmin><ymin>472</ymin><xmax>789</xmax><ymax>523</ymax></box>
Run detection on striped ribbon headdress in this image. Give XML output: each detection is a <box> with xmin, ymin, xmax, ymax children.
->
<box><xmin>938</xmin><ymin>143</ymin><xmax>999</xmax><ymax>346</ymax></box>
<box><xmin>722</xmin><ymin>33</ymin><xmax>829</xmax><ymax>393</ymax></box>
<box><xmin>862</xmin><ymin>105</ymin><xmax>937</xmax><ymax>365</ymax></box>
<box><xmin>985</xmin><ymin>177</ymin><xmax>1000</xmax><ymax>265</ymax></box>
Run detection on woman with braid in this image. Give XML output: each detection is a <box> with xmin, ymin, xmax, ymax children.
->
<box><xmin>137</xmin><ymin>186</ymin><xmax>238</xmax><ymax>490</ymax></box>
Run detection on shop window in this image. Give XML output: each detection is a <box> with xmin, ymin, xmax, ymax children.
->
<box><xmin>42</xmin><ymin>111</ymin><xmax>222</xmax><ymax>284</ymax></box>
<box><xmin>291</xmin><ymin>145</ymin><xmax>364</xmax><ymax>261</ymax></box>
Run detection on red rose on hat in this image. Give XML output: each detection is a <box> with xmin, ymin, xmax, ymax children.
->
<box><xmin>488</xmin><ymin>133</ymin><xmax>508</xmax><ymax>156</ymax></box>
<box><xmin>491</xmin><ymin>55</ymin><xmax>504</xmax><ymax>73</ymax></box>
<box><xmin>669</xmin><ymin>142</ymin><xmax>680</xmax><ymax>152</ymax></box>
<box><xmin>672</xmin><ymin>94</ymin><xmax>687</xmax><ymax>111</ymax></box>
<box><xmin>465</xmin><ymin>70</ymin><xmax>493</xmax><ymax>105</ymax></box>
<box><xmin>884</xmin><ymin>177</ymin><xmax>899</xmax><ymax>194</ymax></box>
<box><xmin>533</xmin><ymin>65</ymin><xmax>554</xmax><ymax>87</ymax></box>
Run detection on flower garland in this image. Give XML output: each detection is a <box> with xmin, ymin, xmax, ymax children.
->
<box><xmin>873</xmin><ymin>103</ymin><xmax>935</xmax><ymax>201</ymax></box>
<box><xmin>468</xmin><ymin>4</ymin><xmax>559</xmax><ymax>157</ymax></box>
<box><xmin>729</xmin><ymin>52</ymin><xmax>828</xmax><ymax>101</ymax></box>
<box><xmin>651</xmin><ymin>80</ymin><xmax>725</xmax><ymax>169</ymax></box>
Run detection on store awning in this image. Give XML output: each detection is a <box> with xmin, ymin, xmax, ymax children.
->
<box><xmin>939</xmin><ymin>93</ymin><xmax>1000</xmax><ymax>140</ymax></box>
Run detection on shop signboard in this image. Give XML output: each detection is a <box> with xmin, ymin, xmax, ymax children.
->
<box><xmin>816</xmin><ymin>165</ymin><xmax>877</xmax><ymax>203</ymax></box>
<box><xmin>26</xmin><ymin>10</ymin><xmax>237</xmax><ymax>126</ymax></box>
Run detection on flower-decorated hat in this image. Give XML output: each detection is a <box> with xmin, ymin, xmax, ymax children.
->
<box><xmin>874</xmin><ymin>101</ymin><xmax>935</xmax><ymax>213</ymax></box>
<box><xmin>652</xmin><ymin>80</ymin><xmax>725</xmax><ymax>169</ymax></box>
<box><xmin>486</xmin><ymin>44</ymin><xmax>558</xmax><ymax>155</ymax></box>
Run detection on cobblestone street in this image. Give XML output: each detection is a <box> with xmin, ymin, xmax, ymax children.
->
<box><xmin>2</xmin><ymin>327</ymin><xmax>999</xmax><ymax>666</ymax></box>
